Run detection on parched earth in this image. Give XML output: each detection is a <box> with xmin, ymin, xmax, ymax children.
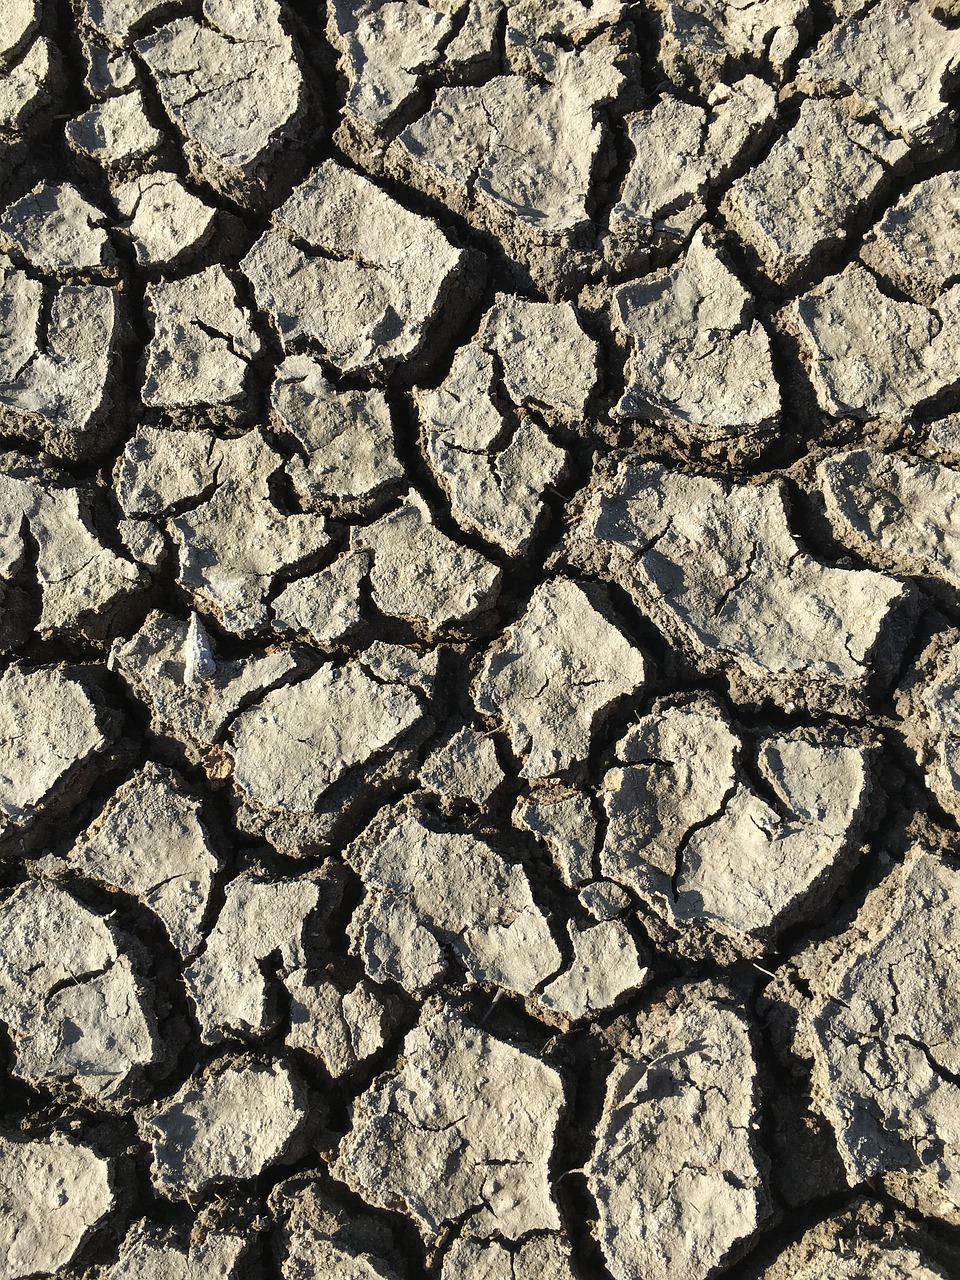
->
<box><xmin>3</xmin><ymin>0</ymin><xmax>960</xmax><ymax>1277</ymax></box>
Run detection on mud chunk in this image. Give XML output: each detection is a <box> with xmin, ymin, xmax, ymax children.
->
<box><xmin>136</xmin><ymin>0</ymin><xmax>307</xmax><ymax>202</ymax></box>
<box><xmin>588</xmin><ymin>985</ymin><xmax>770</xmax><ymax>1280</ymax></box>
<box><xmin>0</xmin><ymin>463</ymin><xmax>140</xmax><ymax>639</ymax></box>
<box><xmin>613</xmin><ymin>230</ymin><xmax>779</xmax><ymax>441</ymax></box>
<box><xmin>70</xmin><ymin>764</ymin><xmax>220</xmax><ymax>958</ymax></box>
<box><xmin>114</xmin><ymin>172</ymin><xmax>218</xmax><ymax>269</ymax></box>
<box><xmin>0</xmin><ymin>0</ymin><xmax>38</xmax><ymax>68</ymax></box>
<box><xmin>109</xmin><ymin>611</ymin><xmax>304</xmax><ymax>762</ymax></box>
<box><xmin>142</xmin><ymin>267</ymin><xmax>261</xmax><ymax>413</ymax></box>
<box><xmin>0</xmin><ymin>1134</ymin><xmax>113</xmax><ymax>1278</ymax></box>
<box><xmin>755</xmin><ymin>1205</ymin><xmax>952</xmax><ymax>1280</ymax></box>
<box><xmin>0</xmin><ymin>257</ymin><xmax>121</xmax><ymax>461</ymax></box>
<box><xmin>330</xmin><ymin>0</ymin><xmax>453</xmax><ymax>136</ymax></box>
<box><xmin>817</xmin><ymin>449</ymin><xmax>960</xmax><ymax>597</ymax></box>
<box><xmin>348</xmin><ymin>807</ymin><xmax>560</xmax><ymax>996</ymax></box>
<box><xmin>609</xmin><ymin>79</ymin><xmax>775</xmax><ymax>266</ymax></box>
<box><xmin>0</xmin><ymin>880</ymin><xmax>158</xmax><ymax>1099</ymax></box>
<box><xmin>0</xmin><ymin>180</ymin><xmax>113</xmax><ymax>275</ymax></box>
<box><xmin>390</xmin><ymin>44</ymin><xmax>623</xmax><ymax>288</ymax></box>
<box><xmin>272</xmin><ymin>1180</ymin><xmax>405</xmax><ymax>1280</ymax></box>
<box><xmin>650</xmin><ymin>0</ymin><xmax>806</xmax><ymax>92</ymax></box>
<box><xmin>419</xmin><ymin>295</ymin><xmax>594</xmax><ymax>555</ymax></box>
<box><xmin>361</xmin><ymin>640</ymin><xmax>440</xmax><ymax>699</ymax></box>
<box><xmin>0</xmin><ymin>663</ymin><xmax>117</xmax><ymax>851</ymax></box>
<box><xmin>441</xmin><ymin>1234</ymin><xmax>579</xmax><ymax>1280</ymax></box>
<box><xmin>271</xmin><ymin>355</ymin><xmax>403</xmax><ymax>515</ymax></box>
<box><xmin>898</xmin><ymin>632</ymin><xmax>960</xmax><ymax>821</ymax></box>
<box><xmin>77</xmin><ymin>0</ymin><xmax>171</xmax><ymax>42</ymax></box>
<box><xmin>65</xmin><ymin>89</ymin><xmax>162</xmax><ymax>170</ymax></box>
<box><xmin>185</xmin><ymin>871</ymin><xmax>340</xmax><ymax>1043</ymax></box>
<box><xmin>860</xmin><ymin>171</ymin><xmax>960</xmax><ymax>304</ymax></box>
<box><xmin>272</xmin><ymin>551</ymin><xmax>368</xmax><ymax>647</ymax></box>
<box><xmin>792</xmin><ymin>850</ymin><xmax>960</xmax><ymax>1221</ymax></box>
<box><xmin>351</xmin><ymin>493</ymin><xmax>501</xmax><ymax>631</ymax></box>
<box><xmin>514</xmin><ymin>787</ymin><xmax>597</xmax><ymax>885</ymax></box>
<box><xmin>795</xmin><ymin>0</ymin><xmax>960</xmax><ymax>150</ymax></box>
<box><xmin>540</xmin><ymin>919</ymin><xmax>648</xmax><ymax>1019</ymax></box>
<box><xmin>475</xmin><ymin>577</ymin><xmax>647</xmax><ymax>778</ymax></box>
<box><xmin>107</xmin><ymin>1224</ymin><xmax>249</xmax><ymax>1280</ymax></box>
<box><xmin>568</xmin><ymin>461</ymin><xmax>911</xmax><ymax>705</ymax></box>
<box><xmin>142</xmin><ymin>1059</ymin><xmax>307</xmax><ymax>1197</ymax></box>
<box><xmin>242</xmin><ymin>161</ymin><xmax>466</xmax><ymax>374</ymax></box>
<box><xmin>333</xmin><ymin>1003</ymin><xmax>564</xmax><ymax>1240</ymax></box>
<box><xmin>722</xmin><ymin>100</ymin><xmax>909</xmax><ymax>287</ymax></box>
<box><xmin>420</xmin><ymin>726</ymin><xmax>504</xmax><ymax>806</ymax></box>
<box><xmin>285</xmin><ymin>970</ymin><xmax>403</xmax><ymax>1076</ymax></box>
<box><xmin>115</xmin><ymin>425</ymin><xmax>221</xmax><ymax>518</ymax></box>
<box><xmin>167</xmin><ymin>431</ymin><xmax>329</xmax><ymax>634</ymax></box>
<box><xmin>228</xmin><ymin>658</ymin><xmax>428</xmax><ymax>855</ymax></box>
<box><xmin>600</xmin><ymin>699</ymin><xmax>872</xmax><ymax>948</ymax></box>
<box><xmin>784</xmin><ymin>264</ymin><xmax>960</xmax><ymax>419</ymax></box>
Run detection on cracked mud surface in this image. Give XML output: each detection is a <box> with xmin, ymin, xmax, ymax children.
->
<box><xmin>4</xmin><ymin>1</ymin><xmax>960</xmax><ymax>1276</ymax></box>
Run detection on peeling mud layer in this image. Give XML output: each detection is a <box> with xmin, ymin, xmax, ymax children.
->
<box><xmin>5</xmin><ymin>1</ymin><xmax>960</xmax><ymax>1277</ymax></box>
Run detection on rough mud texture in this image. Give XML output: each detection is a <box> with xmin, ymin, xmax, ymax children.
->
<box><xmin>2</xmin><ymin>4</ymin><xmax>960</xmax><ymax>1279</ymax></box>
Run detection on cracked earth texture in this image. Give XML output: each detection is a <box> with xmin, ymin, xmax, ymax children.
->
<box><xmin>3</xmin><ymin>0</ymin><xmax>960</xmax><ymax>1277</ymax></box>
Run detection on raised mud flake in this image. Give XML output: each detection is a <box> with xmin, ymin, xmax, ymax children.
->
<box><xmin>0</xmin><ymin>880</ymin><xmax>158</xmax><ymax>1100</ymax></box>
<box><xmin>898</xmin><ymin>632</ymin><xmax>960</xmax><ymax>821</ymax></box>
<box><xmin>347</xmin><ymin>806</ymin><xmax>561</xmax><ymax>997</ymax></box>
<box><xmin>0</xmin><ymin>1134</ymin><xmax>113</xmax><ymax>1279</ymax></box>
<box><xmin>795</xmin><ymin>0</ymin><xmax>960</xmax><ymax>150</ymax></box>
<box><xmin>142</xmin><ymin>267</ymin><xmax>261</xmax><ymax>413</ymax></box>
<box><xmin>109</xmin><ymin>611</ymin><xmax>305</xmax><ymax>763</ymax></box>
<box><xmin>588</xmin><ymin>985</ymin><xmax>771</xmax><ymax>1280</ymax></box>
<box><xmin>70</xmin><ymin>763</ymin><xmax>221</xmax><ymax>959</ymax></box>
<box><xmin>333</xmin><ymin>1003</ymin><xmax>564</xmax><ymax>1240</ymax></box>
<box><xmin>721</xmin><ymin>99</ymin><xmax>909</xmax><ymax>288</ymax></box>
<box><xmin>185</xmin><ymin>869</ymin><xmax>342</xmax><ymax>1044</ymax></box>
<box><xmin>567</xmin><ymin>461</ymin><xmax>912</xmax><ymax>704</ymax></box>
<box><xmin>136</xmin><ymin>0</ymin><xmax>308</xmax><ymax>203</ymax></box>
<box><xmin>539</xmin><ymin>918</ymin><xmax>648</xmax><ymax>1020</ymax></box>
<box><xmin>418</xmin><ymin>295</ymin><xmax>595</xmax><ymax>556</ymax></box>
<box><xmin>142</xmin><ymin>1059</ymin><xmax>307</xmax><ymax>1198</ymax></box>
<box><xmin>754</xmin><ymin>1203</ymin><xmax>953</xmax><ymax>1280</ymax></box>
<box><xmin>475</xmin><ymin>577</ymin><xmax>648</xmax><ymax>779</ymax></box>
<box><xmin>0</xmin><ymin>0</ymin><xmax>38</xmax><ymax>69</ymax></box>
<box><xmin>0</xmin><ymin>663</ymin><xmax>117</xmax><ymax>851</ymax></box>
<box><xmin>350</xmin><ymin>493</ymin><xmax>501</xmax><ymax>631</ymax></box>
<box><xmin>612</xmin><ymin>230</ymin><xmax>780</xmax><ymax>442</ymax></box>
<box><xmin>514</xmin><ymin>786</ymin><xmax>597</xmax><ymax>886</ymax></box>
<box><xmin>272</xmin><ymin>1179</ymin><xmax>406</xmax><ymax>1280</ymax></box>
<box><xmin>285</xmin><ymin>970</ymin><xmax>403</xmax><ymax>1076</ymax></box>
<box><xmin>650</xmin><ymin>0</ymin><xmax>806</xmax><ymax>93</ymax></box>
<box><xmin>271</xmin><ymin>354</ymin><xmax>404</xmax><ymax>516</ymax></box>
<box><xmin>272</xmin><ymin>551</ymin><xmax>368</xmax><ymax>648</ymax></box>
<box><xmin>107</xmin><ymin>1223</ymin><xmax>249</xmax><ymax>1280</ymax></box>
<box><xmin>0</xmin><ymin>460</ymin><xmax>141</xmax><ymax>641</ymax></box>
<box><xmin>167</xmin><ymin>431</ymin><xmax>330</xmax><ymax>635</ymax></box>
<box><xmin>65</xmin><ymin>89</ymin><xmax>163</xmax><ymax>171</ymax></box>
<box><xmin>228</xmin><ymin>657</ymin><xmax>429</xmax><ymax>855</ymax></box>
<box><xmin>0</xmin><ymin>180</ymin><xmax>114</xmax><ymax>275</ymax></box>
<box><xmin>0</xmin><ymin>255</ymin><xmax>121</xmax><ymax>462</ymax></box>
<box><xmin>600</xmin><ymin>698</ymin><xmax>872</xmax><ymax>949</ymax></box>
<box><xmin>791</xmin><ymin>850</ymin><xmax>960</xmax><ymax>1222</ymax></box>
<box><xmin>607</xmin><ymin>77</ymin><xmax>775</xmax><ymax>269</ymax></box>
<box><xmin>329</xmin><ymin>0</ymin><xmax>454</xmax><ymax>138</ymax></box>
<box><xmin>783</xmin><ymin>264</ymin><xmax>960</xmax><ymax>420</ymax></box>
<box><xmin>389</xmin><ymin>40</ymin><xmax>624</xmax><ymax>287</ymax></box>
<box><xmin>817</xmin><ymin>449</ymin><xmax>960</xmax><ymax>596</ymax></box>
<box><xmin>0</xmin><ymin>35</ymin><xmax>60</xmax><ymax>180</ymax></box>
<box><xmin>860</xmin><ymin>171</ymin><xmax>960</xmax><ymax>304</ymax></box>
<box><xmin>441</xmin><ymin>1233</ymin><xmax>580</xmax><ymax>1280</ymax></box>
<box><xmin>114</xmin><ymin>172</ymin><xmax>218</xmax><ymax>270</ymax></box>
<box><xmin>242</xmin><ymin>161</ymin><xmax>467</xmax><ymax>375</ymax></box>
<box><xmin>419</xmin><ymin>725</ymin><xmax>505</xmax><ymax>807</ymax></box>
